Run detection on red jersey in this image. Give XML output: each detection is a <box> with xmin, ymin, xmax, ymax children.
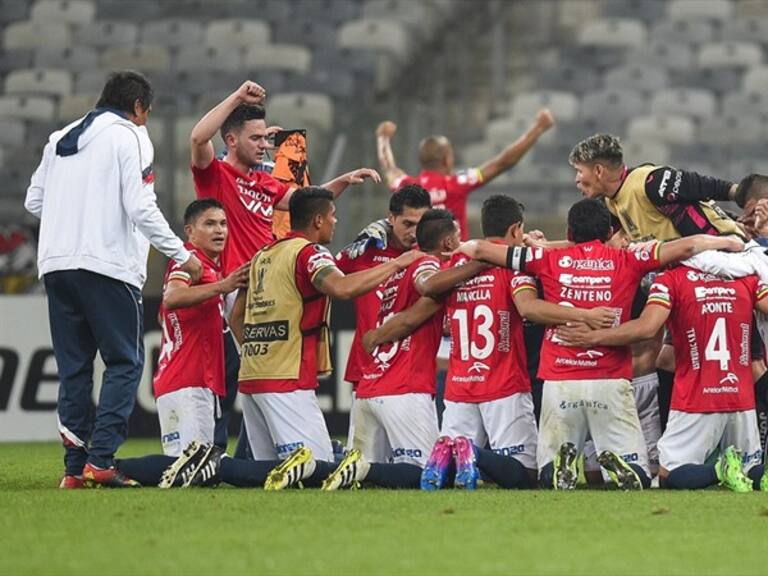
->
<box><xmin>154</xmin><ymin>244</ymin><xmax>225</xmax><ymax>398</ymax></box>
<box><xmin>508</xmin><ymin>240</ymin><xmax>663</xmax><ymax>381</ymax></box>
<box><xmin>238</xmin><ymin>232</ymin><xmax>339</xmax><ymax>394</ymax></box>
<box><xmin>357</xmin><ymin>255</ymin><xmax>444</xmax><ymax>398</ymax></box>
<box><xmin>444</xmin><ymin>252</ymin><xmax>537</xmax><ymax>403</ymax></box>
<box><xmin>192</xmin><ymin>158</ymin><xmax>290</xmax><ymax>275</ymax></box>
<box><xmin>393</xmin><ymin>168</ymin><xmax>483</xmax><ymax>240</ymax></box>
<box><xmin>335</xmin><ymin>243</ymin><xmax>404</xmax><ymax>384</ymax></box>
<box><xmin>647</xmin><ymin>266</ymin><xmax>768</xmax><ymax>413</ymax></box>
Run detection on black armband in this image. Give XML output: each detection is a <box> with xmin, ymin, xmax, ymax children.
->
<box><xmin>506</xmin><ymin>245</ymin><xmax>527</xmax><ymax>272</ymax></box>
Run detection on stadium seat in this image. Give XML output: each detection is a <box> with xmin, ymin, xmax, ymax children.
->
<box><xmin>5</xmin><ymin>69</ymin><xmax>72</xmax><ymax>98</ymax></box>
<box><xmin>3</xmin><ymin>21</ymin><xmax>71</xmax><ymax>50</ymax></box>
<box><xmin>510</xmin><ymin>90</ymin><xmax>579</xmax><ymax>122</ymax></box>
<box><xmin>674</xmin><ymin>66</ymin><xmax>741</xmax><ymax>95</ymax></box>
<box><xmin>698</xmin><ymin>42</ymin><xmax>763</xmax><ymax>69</ymax></box>
<box><xmin>267</xmin><ymin>92</ymin><xmax>334</xmax><ymax>132</ymax></box>
<box><xmin>558</xmin><ymin>0</ymin><xmax>601</xmax><ymax>29</ymax></box>
<box><xmin>173</xmin><ymin>116</ymin><xmax>200</xmax><ymax>161</ymax></box>
<box><xmin>0</xmin><ymin>118</ymin><xmax>25</xmax><ymax>147</ymax></box>
<box><xmin>94</xmin><ymin>0</ymin><xmax>163</xmax><ymax>20</ymax></box>
<box><xmin>577</xmin><ymin>18</ymin><xmax>647</xmax><ymax>48</ymax></box>
<box><xmin>273</xmin><ymin>19</ymin><xmax>338</xmax><ymax>50</ymax></box>
<box><xmin>460</xmin><ymin>141</ymin><xmax>507</xmax><ymax>169</ymax></box>
<box><xmin>294</xmin><ymin>0</ymin><xmax>361</xmax><ymax>24</ymax></box>
<box><xmin>508</xmin><ymin>163</ymin><xmax>574</xmax><ymax>186</ymax></box>
<box><xmin>667</xmin><ymin>0</ymin><xmax>733</xmax><ymax>21</ymax></box>
<box><xmin>35</xmin><ymin>46</ymin><xmax>99</xmax><ymax>73</ymax></box>
<box><xmin>0</xmin><ymin>49</ymin><xmax>34</xmax><ymax>74</ymax></box>
<box><xmin>286</xmin><ymin>68</ymin><xmax>356</xmax><ymax>100</ymax></box>
<box><xmin>74</xmin><ymin>20</ymin><xmax>138</xmax><ymax>47</ymax></box>
<box><xmin>0</xmin><ymin>0</ymin><xmax>30</xmax><ymax>23</ymax></box>
<box><xmin>101</xmin><ymin>46</ymin><xmax>171</xmax><ymax>72</ymax></box>
<box><xmin>600</xmin><ymin>0</ymin><xmax>666</xmax><ymax>22</ymax></box>
<box><xmin>621</xmin><ymin>140</ymin><xmax>671</xmax><ymax>167</ymax></box>
<box><xmin>537</xmin><ymin>65</ymin><xmax>599</xmax><ymax>94</ymax></box>
<box><xmin>743</xmin><ymin>66</ymin><xmax>768</xmax><ymax>93</ymax></box>
<box><xmin>0</xmin><ymin>96</ymin><xmax>55</xmax><ymax>121</ymax></box>
<box><xmin>736</xmin><ymin>0</ymin><xmax>768</xmax><ymax>17</ymax></box>
<box><xmin>176</xmin><ymin>46</ymin><xmax>242</xmax><ymax>72</ymax></box>
<box><xmin>722</xmin><ymin>91</ymin><xmax>768</xmax><ymax>120</ymax></box>
<box><xmin>603</xmin><ymin>66</ymin><xmax>669</xmax><ymax>93</ymax></box>
<box><xmin>57</xmin><ymin>94</ymin><xmax>96</xmax><ymax>122</ymax></box>
<box><xmin>362</xmin><ymin>0</ymin><xmax>436</xmax><ymax>35</ymax></box>
<box><xmin>698</xmin><ymin>115</ymin><xmax>764</xmax><ymax>144</ymax></box>
<box><xmin>30</xmin><ymin>0</ymin><xmax>95</xmax><ymax>23</ymax></box>
<box><xmin>580</xmin><ymin>89</ymin><xmax>647</xmax><ymax>126</ymax></box>
<box><xmin>485</xmin><ymin>115</ymin><xmax>559</xmax><ymax>147</ymax></box>
<box><xmin>623</xmin><ymin>41</ymin><xmax>695</xmax><ymax>71</ymax></box>
<box><xmin>338</xmin><ymin>19</ymin><xmax>410</xmax><ymax>62</ymax></box>
<box><xmin>141</xmin><ymin>19</ymin><xmax>204</xmax><ymax>48</ymax></box>
<box><xmin>205</xmin><ymin>18</ymin><xmax>271</xmax><ymax>49</ymax></box>
<box><xmin>243</xmin><ymin>44</ymin><xmax>312</xmax><ymax>75</ymax></box>
<box><xmin>73</xmin><ymin>69</ymin><xmax>111</xmax><ymax>94</ymax></box>
<box><xmin>627</xmin><ymin>114</ymin><xmax>696</xmax><ymax>145</ymax></box>
<box><xmin>649</xmin><ymin>19</ymin><xmax>715</xmax><ymax>45</ymax></box>
<box><xmin>649</xmin><ymin>88</ymin><xmax>717</xmax><ymax>122</ymax></box>
<box><xmin>720</xmin><ymin>17</ymin><xmax>768</xmax><ymax>43</ymax></box>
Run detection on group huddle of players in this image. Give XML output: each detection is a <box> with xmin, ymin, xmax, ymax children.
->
<box><xmin>106</xmin><ymin>80</ymin><xmax>768</xmax><ymax>493</ymax></box>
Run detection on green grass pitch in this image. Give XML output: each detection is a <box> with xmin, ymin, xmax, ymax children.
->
<box><xmin>2</xmin><ymin>440</ymin><xmax>767</xmax><ymax>575</ymax></box>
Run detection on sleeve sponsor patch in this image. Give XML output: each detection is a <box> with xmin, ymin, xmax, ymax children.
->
<box><xmin>510</xmin><ymin>274</ymin><xmax>537</xmax><ymax>294</ymax></box>
<box><xmin>142</xmin><ymin>164</ymin><xmax>154</xmax><ymax>185</ymax></box>
<box><xmin>647</xmin><ymin>281</ymin><xmax>671</xmax><ymax>307</ymax></box>
<box><xmin>455</xmin><ymin>168</ymin><xmax>483</xmax><ymax>186</ymax></box>
<box><xmin>307</xmin><ymin>245</ymin><xmax>338</xmax><ymax>275</ymax></box>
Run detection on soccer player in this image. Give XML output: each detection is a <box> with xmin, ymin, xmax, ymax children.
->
<box><xmin>453</xmin><ymin>198</ymin><xmax>745</xmax><ymax>489</ymax></box>
<box><xmin>25</xmin><ymin>71</ymin><xmax>202</xmax><ymax>488</ymax></box>
<box><xmin>360</xmin><ymin>195</ymin><xmax>617</xmax><ymax>491</ymax></box>
<box><xmin>376</xmin><ymin>108</ymin><xmax>555</xmax><ymax>240</ymax></box>
<box><xmin>228</xmin><ymin>186</ymin><xmax>422</xmax><ymax>486</ymax></box>
<box><xmin>321</xmin><ymin>209</ymin><xmax>483</xmax><ymax>490</ymax></box>
<box><xmin>557</xmin><ymin>266</ymin><xmax>768</xmax><ymax>492</ymax></box>
<box><xmin>568</xmin><ymin>133</ymin><xmax>745</xmax><ymax>242</ymax></box>
<box><xmin>191</xmin><ymin>80</ymin><xmax>380</xmax><ymax>449</ymax></box>
<box><xmin>335</xmin><ymin>184</ymin><xmax>432</xmax><ymax>446</ymax></box>
<box><xmin>153</xmin><ymin>199</ymin><xmax>248</xmax><ymax>456</ymax></box>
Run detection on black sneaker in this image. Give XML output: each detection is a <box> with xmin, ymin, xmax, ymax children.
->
<box><xmin>159</xmin><ymin>442</ymin><xmax>222</xmax><ymax>488</ymax></box>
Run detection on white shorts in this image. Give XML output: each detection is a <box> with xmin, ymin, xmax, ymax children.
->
<box><xmin>659</xmin><ymin>409</ymin><xmax>763</xmax><ymax>473</ymax></box>
<box><xmin>538</xmin><ymin>378</ymin><xmax>650</xmax><ymax>476</ymax></box>
<box><xmin>353</xmin><ymin>393</ymin><xmax>439</xmax><ymax>467</ymax></box>
<box><xmin>156</xmin><ymin>387</ymin><xmax>216</xmax><ymax>457</ymax></box>
<box><xmin>241</xmin><ymin>389</ymin><xmax>334</xmax><ymax>461</ymax></box>
<box><xmin>584</xmin><ymin>373</ymin><xmax>661</xmax><ymax>475</ymax></box>
<box><xmin>441</xmin><ymin>393</ymin><xmax>538</xmax><ymax>470</ymax></box>
<box><xmin>346</xmin><ymin>389</ymin><xmax>358</xmax><ymax>451</ymax></box>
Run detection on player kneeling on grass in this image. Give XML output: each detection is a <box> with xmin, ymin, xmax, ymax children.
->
<box><xmin>358</xmin><ymin>195</ymin><xmax>618</xmax><ymax>490</ymax></box>
<box><xmin>452</xmin><ymin>199</ymin><xmax>745</xmax><ymax>490</ymax></box>
<box><xmin>557</xmin><ymin>265</ymin><xmax>768</xmax><ymax>492</ymax></box>
<box><xmin>321</xmin><ymin>210</ymin><xmax>485</xmax><ymax>490</ymax></box>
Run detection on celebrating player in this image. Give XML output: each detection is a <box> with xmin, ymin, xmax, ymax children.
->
<box><xmin>557</xmin><ymin>266</ymin><xmax>768</xmax><ymax>492</ymax></box>
<box><xmin>377</xmin><ymin>108</ymin><xmax>555</xmax><ymax>240</ymax></box>
<box><xmin>453</xmin><ymin>198</ymin><xmax>745</xmax><ymax>489</ymax></box>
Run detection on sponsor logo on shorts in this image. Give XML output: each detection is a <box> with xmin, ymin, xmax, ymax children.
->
<box><xmin>161</xmin><ymin>431</ymin><xmax>180</xmax><ymax>445</ymax></box>
<box><xmin>392</xmin><ymin>447</ymin><xmax>423</xmax><ymax>459</ymax></box>
<box><xmin>275</xmin><ymin>441</ymin><xmax>305</xmax><ymax>455</ymax></box>
<box><xmin>559</xmin><ymin>399</ymin><xmax>608</xmax><ymax>410</ymax></box>
<box><xmin>493</xmin><ymin>444</ymin><xmax>526</xmax><ymax>457</ymax></box>
<box><xmin>742</xmin><ymin>448</ymin><xmax>763</xmax><ymax>465</ymax></box>
<box><xmin>620</xmin><ymin>452</ymin><xmax>639</xmax><ymax>463</ymax></box>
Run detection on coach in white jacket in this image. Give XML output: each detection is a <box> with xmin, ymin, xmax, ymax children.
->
<box><xmin>25</xmin><ymin>70</ymin><xmax>202</xmax><ymax>488</ymax></box>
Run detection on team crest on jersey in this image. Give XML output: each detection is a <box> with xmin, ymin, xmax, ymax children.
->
<box><xmin>468</xmin><ymin>361</ymin><xmax>490</xmax><ymax>373</ymax></box>
<box><xmin>576</xmin><ymin>350</ymin><xmax>604</xmax><ymax>359</ymax></box>
<box><xmin>720</xmin><ymin>372</ymin><xmax>740</xmax><ymax>385</ymax></box>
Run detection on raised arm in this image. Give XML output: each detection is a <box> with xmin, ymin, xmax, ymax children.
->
<box><xmin>190</xmin><ymin>81</ymin><xmax>266</xmax><ymax>169</ymax></box>
<box><xmin>658</xmin><ymin>234</ymin><xmax>744</xmax><ymax>267</ymax></box>
<box><xmin>376</xmin><ymin>121</ymin><xmax>406</xmax><ymax>187</ymax></box>
<box><xmin>274</xmin><ymin>168</ymin><xmax>382</xmax><ymax>211</ymax></box>
<box><xmin>313</xmin><ymin>250</ymin><xmax>423</xmax><ymax>300</ymax></box>
<box><xmin>362</xmin><ymin>297</ymin><xmax>443</xmax><ymax>353</ymax></box>
<box><xmin>477</xmin><ymin>108</ymin><xmax>555</xmax><ymax>183</ymax></box>
<box><xmin>416</xmin><ymin>260</ymin><xmax>491</xmax><ymax>298</ymax></box>
<box><xmin>450</xmin><ymin>240</ymin><xmax>511</xmax><ymax>267</ymax></box>
<box><xmin>556</xmin><ymin>304</ymin><xmax>669</xmax><ymax>348</ymax></box>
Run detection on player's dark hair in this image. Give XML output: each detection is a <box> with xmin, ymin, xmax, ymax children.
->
<box><xmin>220</xmin><ymin>104</ymin><xmax>266</xmax><ymax>140</ymax></box>
<box><xmin>568</xmin><ymin>198</ymin><xmax>612</xmax><ymax>243</ymax></box>
<box><xmin>481</xmin><ymin>195</ymin><xmax>525</xmax><ymax>237</ymax></box>
<box><xmin>96</xmin><ymin>70</ymin><xmax>153</xmax><ymax>115</ymax></box>
<box><xmin>389</xmin><ymin>184</ymin><xmax>432</xmax><ymax>215</ymax></box>
<box><xmin>290</xmin><ymin>186</ymin><xmax>334</xmax><ymax>230</ymax></box>
<box><xmin>734</xmin><ymin>173</ymin><xmax>768</xmax><ymax>208</ymax></box>
<box><xmin>568</xmin><ymin>133</ymin><xmax>624</xmax><ymax>168</ymax></box>
<box><xmin>184</xmin><ymin>198</ymin><xmax>224</xmax><ymax>225</ymax></box>
<box><xmin>416</xmin><ymin>209</ymin><xmax>456</xmax><ymax>251</ymax></box>
<box><xmin>418</xmin><ymin>135</ymin><xmax>451</xmax><ymax>170</ymax></box>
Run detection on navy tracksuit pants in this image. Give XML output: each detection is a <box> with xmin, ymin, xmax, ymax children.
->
<box><xmin>44</xmin><ymin>269</ymin><xmax>144</xmax><ymax>475</ymax></box>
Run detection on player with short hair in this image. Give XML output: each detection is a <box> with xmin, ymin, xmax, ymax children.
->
<box><xmin>359</xmin><ymin>195</ymin><xmax>617</xmax><ymax>490</ymax></box>
<box><xmin>227</xmin><ymin>186</ymin><xmax>422</xmax><ymax>488</ymax></box>
<box><xmin>377</xmin><ymin>108</ymin><xmax>555</xmax><ymax>240</ymax></box>
<box><xmin>453</xmin><ymin>198</ymin><xmax>745</xmax><ymax>490</ymax></box>
<box><xmin>153</xmin><ymin>199</ymin><xmax>249</xmax><ymax>456</ymax></box>
<box><xmin>335</xmin><ymin>184</ymin><xmax>432</xmax><ymax>446</ymax></box>
<box><xmin>321</xmin><ymin>209</ymin><xmax>484</xmax><ymax>490</ymax></box>
<box><xmin>557</xmin><ymin>265</ymin><xmax>768</xmax><ymax>492</ymax></box>
<box><xmin>568</xmin><ymin>133</ymin><xmax>744</xmax><ymax>242</ymax></box>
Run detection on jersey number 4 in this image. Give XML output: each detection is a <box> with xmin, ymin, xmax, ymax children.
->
<box><xmin>704</xmin><ymin>317</ymin><xmax>731</xmax><ymax>371</ymax></box>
